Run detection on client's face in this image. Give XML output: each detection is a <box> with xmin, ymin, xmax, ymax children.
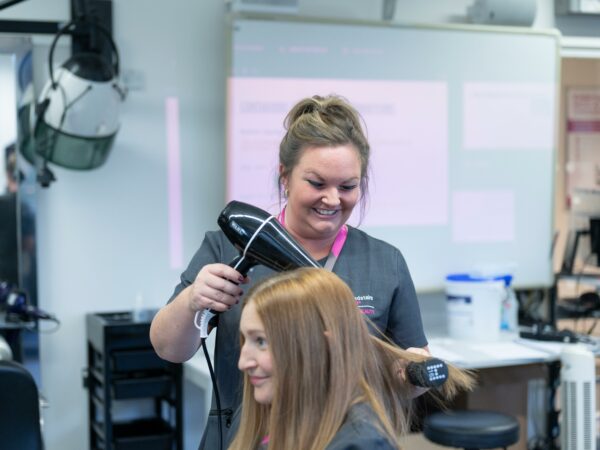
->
<box><xmin>239</xmin><ymin>302</ymin><xmax>274</xmax><ymax>405</ymax></box>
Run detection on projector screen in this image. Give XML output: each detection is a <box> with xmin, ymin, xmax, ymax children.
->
<box><xmin>226</xmin><ymin>17</ymin><xmax>559</xmax><ymax>290</ymax></box>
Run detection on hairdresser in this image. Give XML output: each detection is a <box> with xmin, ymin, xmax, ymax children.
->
<box><xmin>150</xmin><ymin>94</ymin><xmax>429</xmax><ymax>449</ymax></box>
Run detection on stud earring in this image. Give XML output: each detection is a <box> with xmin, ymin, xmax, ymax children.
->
<box><xmin>284</xmin><ymin>188</ymin><xmax>289</xmax><ymax>197</ymax></box>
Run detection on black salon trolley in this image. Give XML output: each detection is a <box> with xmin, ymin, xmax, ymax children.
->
<box><xmin>84</xmin><ymin>311</ymin><xmax>183</xmax><ymax>450</ymax></box>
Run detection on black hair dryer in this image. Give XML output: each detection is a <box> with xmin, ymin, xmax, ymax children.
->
<box><xmin>197</xmin><ymin>201</ymin><xmax>319</xmax><ymax>338</ymax></box>
<box><xmin>218</xmin><ymin>200</ymin><xmax>319</xmax><ymax>275</ymax></box>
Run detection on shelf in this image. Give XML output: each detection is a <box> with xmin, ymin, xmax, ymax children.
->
<box><xmin>561</xmin><ymin>36</ymin><xmax>600</xmax><ymax>59</ymax></box>
<box><xmin>87</xmin><ymin>311</ymin><xmax>158</xmax><ymax>353</ymax></box>
<box><xmin>91</xmin><ymin>367</ymin><xmax>105</xmax><ymax>385</ymax></box>
<box><xmin>92</xmin><ymin>393</ymin><xmax>104</xmax><ymax>410</ymax></box>
<box><xmin>86</xmin><ymin>310</ymin><xmax>182</xmax><ymax>450</ymax></box>
<box><xmin>112</xmin><ymin>375</ymin><xmax>173</xmax><ymax>400</ymax></box>
<box><xmin>112</xmin><ymin>349</ymin><xmax>170</xmax><ymax>372</ymax></box>
<box><xmin>92</xmin><ymin>421</ymin><xmax>106</xmax><ymax>439</ymax></box>
<box><xmin>112</xmin><ymin>418</ymin><xmax>174</xmax><ymax>450</ymax></box>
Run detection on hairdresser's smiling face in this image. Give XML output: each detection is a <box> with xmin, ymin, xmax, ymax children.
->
<box><xmin>239</xmin><ymin>302</ymin><xmax>274</xmax><ymax>405</ymax></box>
<box><xmin>282</xmin><ymin>145</ymin><xmax>361</xmax><ymax>247</ymax></box>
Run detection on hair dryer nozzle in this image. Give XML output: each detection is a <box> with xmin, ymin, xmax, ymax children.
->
<box><xmin>218</xmin><ymin>201</ymin><xmax>319</xmax><ymax>273</ymax></box>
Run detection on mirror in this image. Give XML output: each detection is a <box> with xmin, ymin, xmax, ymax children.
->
<box><xmin>0</xmin><ymin>35</ymin><xmax>39</xmax><ymax>376</ymax></box>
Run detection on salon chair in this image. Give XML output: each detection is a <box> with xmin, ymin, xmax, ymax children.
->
<box><xmin>423</xmin><ymin>410</ymin><xmax>519</xmax><ymax>450</ymax></box>
<box><xmin>0</xmin><ymin>360</ymin><xmax>44</xmax><ymax>450</ymax></box>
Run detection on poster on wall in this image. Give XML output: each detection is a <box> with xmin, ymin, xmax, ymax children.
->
<box><xmin>566</xmin><ymin>88</ymin><xmax>600</xmax><ymax>215</ymax></box>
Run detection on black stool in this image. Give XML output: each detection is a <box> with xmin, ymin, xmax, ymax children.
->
<box><xmin>423</xmin><ymin>410</ymin><xmax>519</xmax><ymax>450</ymax></box>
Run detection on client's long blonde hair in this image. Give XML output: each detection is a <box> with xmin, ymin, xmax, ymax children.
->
<box><xmin>229</xmin><ymin>268</ymin><xmax>474</xmax><ymax>450</ymax></box>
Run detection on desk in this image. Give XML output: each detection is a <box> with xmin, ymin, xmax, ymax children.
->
<box><xmin>428</xmin><ymin>334</ymin><xmax>562</xmax><ymax>369</ymax></box>
<box><xmin>425</xmin><ymin>335</ymin><xmax>562</xmax><ymax>450</ymax></box>
<box><xmin>419</xmin><ymin>291</ymin><xmax>599</xmax><ymax>450</ymax></box>
<box><xmin>558</xmin><ymin>273</ymin><xmax>600</xmax><ymax>288</ymax></box>
<box><xmin>419</xmin><ymin>289</ymin><xmax>599</xmax><ymax>366</ymax></box>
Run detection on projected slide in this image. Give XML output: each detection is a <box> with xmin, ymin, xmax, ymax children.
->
<box><xmin>464</xmin><ymin>82</ymin><xmax>555</xmax><ymax>150</ymax></box>
<box><xmin>452</xmin><ymin>190</ymin><xmax>515</xmax><ymax>243</ymax></box>
<box><xmin>228</xmin><ymin>77</ymin><xmax>448</xmax><ymax>227</ymax></box>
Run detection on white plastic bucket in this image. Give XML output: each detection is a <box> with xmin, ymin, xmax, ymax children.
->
<box><xmin>445</xmin><ymin>273</ymin><xmax>507</xmax><ymax>341</ymax></box>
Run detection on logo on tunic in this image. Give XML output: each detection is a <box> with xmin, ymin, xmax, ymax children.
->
<box><xmin>355</xmin><ymin>294</ymin><xmax>375</xmax><ymax>316</ymax></box>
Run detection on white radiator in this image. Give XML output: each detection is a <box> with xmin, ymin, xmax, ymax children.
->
<box><xmin>561</xmin><ymin>345</ymin><xmax>596</xmax><ymax>450</ymax></box>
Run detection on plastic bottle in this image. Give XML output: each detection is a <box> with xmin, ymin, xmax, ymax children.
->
<box><xmin>500</xmin><ymin>287</ymin><xmax>519</xmax><ymax>332</ymax></box>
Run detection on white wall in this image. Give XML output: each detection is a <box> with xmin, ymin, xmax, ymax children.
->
<box><xmin>2</xmin><ymin>0</ymin><xmax>600</xmax><ymax>449</ymax></box>
<box><xmin>2</xmin><ymin>0</ymin><xmax>226</xmax><ymax>449</ymax></box>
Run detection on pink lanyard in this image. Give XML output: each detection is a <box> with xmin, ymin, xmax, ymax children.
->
<box><xmin>277</xmin><ymin>207</ymin><xmax>348</xmax><ymax>270</ymax></box>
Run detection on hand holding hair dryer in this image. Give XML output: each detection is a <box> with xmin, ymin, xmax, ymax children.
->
<box><xmin>196</xmin><ymin>201</ymin><xmax>319</xmax><ymax>337</ymax></box>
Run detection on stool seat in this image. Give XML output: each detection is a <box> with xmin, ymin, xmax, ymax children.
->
<box><xmin>423</xmin><ymin>410</ymin><xmax>519</xmax><ymax>449</ymax></box>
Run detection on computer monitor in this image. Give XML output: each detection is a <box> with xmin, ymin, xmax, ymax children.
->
<box><xmin>0</xmin><ymin>193</ymin><xmax>18</xmax><ymax>286</ymax></box>
<box><xmin>590</xmin><ymin>217</ymin><xmax>600</xmax><ymax>267</ymax></box>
